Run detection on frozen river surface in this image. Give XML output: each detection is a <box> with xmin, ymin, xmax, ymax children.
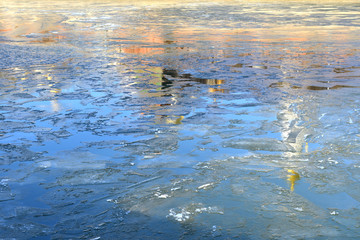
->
<box><xmin>1</xmin><ymin>0</ymin><xmax>360</xmax><ymax>239</ymax></box>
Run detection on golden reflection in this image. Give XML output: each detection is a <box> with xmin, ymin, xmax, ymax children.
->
<box><xmin>287</xmin><ymin>169</ymin><xmax>300</xmax><ymax>192</ymax></box>
<box><xmin>50</xmin><ymin>89</ymin><xmax>61</xmax><ymax>93</ymax></box>
<box><xmin>208</xmin><ymin>88</ymin><xmax>227</xmax><ymax>93</ymax></box>
<box><xmin>166</xmin><ymin>116</ymin><xmax>184</xmax><ymax>125</ymax></box>
<box><xmin>151</xmin><ymin>115</ymin><xmax>184</xmax><ymax>125</ymax></box>
<box><xmin>203</xmin><ymin>79</ymin><xmax>225</xmax><ymax>85</ymax></box>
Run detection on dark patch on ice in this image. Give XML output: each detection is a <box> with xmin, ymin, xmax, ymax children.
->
<box><xmin>12</xmin><ymin>93</ymin><xmax>36</xmax><ymax>98</ymax></box>
<box><xmin>0</xmin><ymin>44</ymin><xmax>78</xmax><ymax>69</ymax></box>
<box><xmin>0</xmin><ymin>143</ymin><xmax>41</xmax><ymax>165</ymax></box>
<box><xmin>162</xmin><ymin>69</ymin><xmax>225</xmax><ymax>87</ymax></box>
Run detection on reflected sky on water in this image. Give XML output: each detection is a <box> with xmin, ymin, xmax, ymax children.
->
<box><xmin>1</xmin><ymin>0</ymin><xmax>360</xmax><ymax>239</ymax></box>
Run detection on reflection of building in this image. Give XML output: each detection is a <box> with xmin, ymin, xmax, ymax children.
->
<box><xmin>123</xmin><ymin>66</ymin><xmax>226</xmax><ymax>125</ymax></box>
<box><xmin>1</xmin><ymin>0</ymin><xmax>357</xmax><ymax>153</ymax></box>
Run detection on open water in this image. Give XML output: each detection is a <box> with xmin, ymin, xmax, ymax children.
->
<box><xmin>1</xmin><ymin>0</ymin><xmax>360</xmax><ymax>239</ymax></box>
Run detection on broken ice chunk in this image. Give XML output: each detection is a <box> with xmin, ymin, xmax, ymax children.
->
<box><xmin>167</xmin><ymin>203</ymin><xmax>224</xmax><ymax>222</ymax></box>
<box><xmin>294</xmin><ymin>207</ymin><xmax>303</xmax><ymax>212</ymax></box>
<box><xmin>223</xmin><ymin>138</ymin><xmax>295</xmax><ymax>152</ymax></box>
<box><xmin>154</xmin><ymin>192</ymin><xmax>170</xmax><ymax>199</ymax></box>
<box><xmin>197</xmin><ymin>183</ymin><xmax>215</xmax><ymax>190</ymax></box>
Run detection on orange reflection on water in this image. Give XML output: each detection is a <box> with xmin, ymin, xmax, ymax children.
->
<box><xmin>208</xmin><ymin>88</ymin><xmax>228</xmax><ymax>93</ymax></box>
<box><xmin>121</xmin><ymin>46</ymin><xmax>164</xmax><ymax>55</ymax></box>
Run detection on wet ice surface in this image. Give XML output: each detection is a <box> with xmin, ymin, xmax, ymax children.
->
<box><xmin>1</xmin><ymin>0</ymin><xmax>360</xmax><ymax>239</ymax></box>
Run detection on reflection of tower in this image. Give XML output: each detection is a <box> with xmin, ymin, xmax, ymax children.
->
<box><xmin>276</xmin><ymin>92</ymin><xmax>310</xmax><ymax>193</ymax></box>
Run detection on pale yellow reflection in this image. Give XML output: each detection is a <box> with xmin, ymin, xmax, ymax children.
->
<box><xmin>166</xmin><ymin>116</ymin><xmax>184</xmax><ymax>125</ymax></box>
<box><xmin>287</xmin><ymin>169</ymin><xmax>300</xmax><ymax>192</ymax></box>
<box><xmin>151</xmin><ymin>115</ymin><xmax>184</xmax><ymax>125</ymax></box>
<box><xmin>51</xmin><ymin>100</ymin><xmax>60</xmax><ymax>112</ymax></box>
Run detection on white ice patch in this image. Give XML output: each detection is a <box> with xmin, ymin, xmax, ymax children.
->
<box><xmin>157</xmin><ymin>193</ymin><xmax>170</xmax><ymax>199</ymax></box>
<box><xmin>167</xmin><ymin>203</ymin><xmax>224</xmax><ymax>222</ymax></box>
<box><xmin>0</xmin><ymin>179</ymin><xmax>9</xmax><ymax>185</ymax></box>
<box><xmin>171</xmin><ymin>187</ymin><xmax>182</xmax><ymax>191</ymax></box>
<box><xmin>330</xmin><ymin>210</ymin><xmax>339</xmax><ymax>215</ymax></box>
<box><xmin>168</xmin><ymin>209</ymin><xmax>192</xmax><ymax>222</ymax></box>
<box><xmin>294</xmin><ymin>207</ymin><xmax>303</xmax><ymax>212</ymax></box>
<box><xmin>197</xmin><ymin>183</ymin><xmax>215</xmax><ymax>190</ymax></box>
